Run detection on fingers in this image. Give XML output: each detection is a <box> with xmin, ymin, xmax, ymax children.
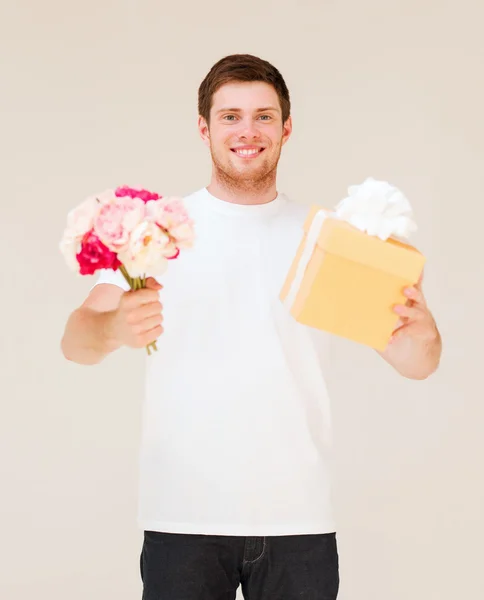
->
<box><xmin>389</xmin><ymin>316</ymin><xmax>416</xmax><ymax>342</ymax></box>
<box><xmin>141</xmin><ymin>300</ymin><xmax>163</xmax><ymax>319</ymax></box>
<box><xmin>145</xmin><ymin>277</ymin><xmax>163</xmax><ymax>291</ymax></box>
<box><xmin>124</xmin><ymin>287</ymin><xmax>160</xmax><ymax>307</ymax></box>
<box><xmin>145</xmin><ymin>325</ymin><xmax>164</xmax><ymax>344</ymax></box>
<box><xmin>389</xmin><ymin>322</ymin><xmax>408</xmax><ymax>343</ymax></box>
<box><xmin>133</xmin><ymin>314</ymin><xmax>164</xmax><ymax>334</ymax></box>
<box><xmin>136</xmin><ymin>325</ymin><xmax>164</xmax><ymax>348</ymax></box>
<box><xmin>403</xmin><ymin>285</ymin><xmax>426</xmax><ymax>306</ymax></box>
<box><xmin>128</xmin><ymin>301</ymin><xmax>163</xmax><ymax>324</ymax></box>
<box><xmin>393</xmin><ymin>304</ymin><xmax>425</xmax><ymax>321</ymax></box>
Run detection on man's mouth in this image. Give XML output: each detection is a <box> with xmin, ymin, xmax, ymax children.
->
<box><xmin>230</xmin><ymin>147</ymin><xmax>265</xmax><ymax>159</ymax></box>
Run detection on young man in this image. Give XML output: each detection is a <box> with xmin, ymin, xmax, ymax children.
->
<box><xmin>61</xmin><ymin>54</ymin><xmax>441</xmax><ymax>599</ymax></box>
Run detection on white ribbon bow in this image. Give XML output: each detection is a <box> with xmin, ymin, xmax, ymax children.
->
<box><xmin>334</xmin><ymin>177</ymin><xmax>417</xmax><ymax>241</ymax></box>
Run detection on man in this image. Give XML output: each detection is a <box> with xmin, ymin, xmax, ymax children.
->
<box><xmin>61</xmin><ymin>54</ymin><xmax>442</xmax><ymax>599</ymax></box>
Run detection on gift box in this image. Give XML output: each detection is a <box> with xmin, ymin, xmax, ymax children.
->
<box><xmin>280</xmin><ymin>179</ymin><xmax>426</xmax><ymax>351</ymax></box>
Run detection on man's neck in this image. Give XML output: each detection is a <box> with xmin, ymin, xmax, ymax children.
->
<box><xmin>206</xmin><ymin>176</ymin><xmax>278</xmax><ymax>206</ymax></box>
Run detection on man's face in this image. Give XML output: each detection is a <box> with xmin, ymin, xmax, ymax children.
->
<box><xmin>198</xmin><ymin>81</ymin><xmax>292</xmax><ymax>191</ymax></box>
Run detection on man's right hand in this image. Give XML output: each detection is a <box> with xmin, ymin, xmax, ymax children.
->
<box><xmin>108</xmin><ymin>277</ymin><xmax>164</xmax><ymax>349</ymax></box>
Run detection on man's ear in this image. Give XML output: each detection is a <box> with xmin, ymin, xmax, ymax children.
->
<box><xmin>281</xmin><ymin>115</ymin><xmax>293</xmax><ymax>146</ymax></box>
<box><xmin>198</xmin><ymin>115</ymin><xmax>210</xmax><ymax>148</ymax></box>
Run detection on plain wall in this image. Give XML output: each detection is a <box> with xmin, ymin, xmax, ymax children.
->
<box><xmin>1</xmin><ymin>1</ymin><xmax>483</xmax><ymax>598</ymax></box>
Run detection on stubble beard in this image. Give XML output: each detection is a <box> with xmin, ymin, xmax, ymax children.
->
<box><xmin>209</xmin><ymin>142</ymin><xmax>282</xmax><ymax>196</ymax></box>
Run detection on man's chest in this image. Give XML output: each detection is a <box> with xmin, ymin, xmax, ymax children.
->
<box><xmin>157</xmin><ymin>214</ymin><xmax>303</xmax><ymax>321</ymax></box>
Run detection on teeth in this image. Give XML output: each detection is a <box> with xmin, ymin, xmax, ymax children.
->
<box><xmin>235</xmin><ymin>149</ymin><xmax>260</xmax><ymax>156</ymax></box>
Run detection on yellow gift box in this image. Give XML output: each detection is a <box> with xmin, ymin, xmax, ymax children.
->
<box><xmin>280</xmin><ymin>205</ymin><xmax>426</xmax><ymax>351</ymax></box>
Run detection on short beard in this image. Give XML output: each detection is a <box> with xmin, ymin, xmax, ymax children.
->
<box><xmin>210</xmin><ymin>144</ymin><xmax>281</xmax><ymax>195</ymax></box>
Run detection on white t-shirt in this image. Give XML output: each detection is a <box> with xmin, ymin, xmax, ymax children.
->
<box><xmin>93</xmin><ymin>187</ymin><xmax>336</xmax><ymax>536</ymax></box>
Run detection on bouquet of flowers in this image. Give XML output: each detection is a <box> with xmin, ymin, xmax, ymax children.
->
<box><xmin>60</xmin><ymin>185</ymin><xmax>195</xmax><ymax>354</ymax></box>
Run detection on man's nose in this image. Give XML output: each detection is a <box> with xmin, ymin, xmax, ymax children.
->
<box><xmin>237</xmin><ymin>118</ymin><xmax>261</xmax><ymax>139</ymax></box>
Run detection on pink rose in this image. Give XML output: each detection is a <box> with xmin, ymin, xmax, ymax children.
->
<box><xmin>93</xmin><ymin>195</ymin><xmax>145</xmax><ymax>253</ymax></box>
<box><xmin>76</xmin><ymin>231</ymin><xmax>121</xmax><ymax>275</ymax></box>
<box><xmin>66</xmin><ymin>195</ymin><xmax>100</xmax><ymax>238</ymax></box>
<box><xmin>146</xmin><ymin>197</ymin><xmax>195</xmax><ymax>249</ymax></box>
<box><xmin>115</xmin><ymin>185</ymin><xmax>161</xmax><ymax>203</ymax></box>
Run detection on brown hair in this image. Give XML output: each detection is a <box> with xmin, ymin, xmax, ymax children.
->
<box><xmin>198</xmin><ymin>54</ymin><xmax>291</xmax><ymax>126</ymax></box>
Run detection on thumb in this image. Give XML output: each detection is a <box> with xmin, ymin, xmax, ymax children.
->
<box><xmin>145</xmin><ymin>277</ymin><xmax>162</xmax><ymax>290</ymax></box>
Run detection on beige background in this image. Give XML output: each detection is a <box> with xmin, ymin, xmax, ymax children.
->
<box><xmin>1</xmin><ymin>1</ymin><xmax>483</xmax><ymax>598</ymax></box>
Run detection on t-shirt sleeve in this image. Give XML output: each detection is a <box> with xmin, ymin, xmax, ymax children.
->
<box><xmin>90</xmin><ymin>268</ymin><xmax>131</xmax><ymax>292</ymax></box>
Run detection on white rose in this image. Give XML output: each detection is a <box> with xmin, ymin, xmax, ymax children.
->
<box><xmin>59</xmin><ymin>231</ymin><xmax>81</xmax><ymax>273</ymax></box>
<box><xmin>118</xmin><ymin>221</ymin><xmax>169</xmax><ymax>277</ymax></box>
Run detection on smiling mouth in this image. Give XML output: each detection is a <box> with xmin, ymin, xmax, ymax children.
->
<box><xmin>231</xmin><ymin>148</ymin><xmax>265</xmax><ymax>158</ymax></box>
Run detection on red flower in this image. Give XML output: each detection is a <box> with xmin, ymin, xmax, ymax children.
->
<box><xmin>76</xmin><ymin>231</ymin><xmax>121</xmax><ymax>275</ymax></box>
<box><xmin>115</xmin><ymin>185</ymin><xmax>161</xmax><ymax>203</ymax></box>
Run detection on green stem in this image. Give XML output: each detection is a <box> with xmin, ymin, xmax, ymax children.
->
<box><xmin>119</xmin><ymin>264</ymin><xmax>131</xmax><ymax>287</ymax></box>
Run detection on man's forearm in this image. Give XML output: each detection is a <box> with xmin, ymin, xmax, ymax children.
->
<box><xmin>379</xmin><ymin>330</ymin><xmax>442</xmax><ymax>380</ymax></box>
<box><xmin>61</xmin><ymin>307</ymin><xmax>121</xmax><ymax>365</ymax></box>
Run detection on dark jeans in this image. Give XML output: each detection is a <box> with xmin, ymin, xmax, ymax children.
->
<box><xmin>140</xmin><ymin>531</ymin><xmax>339</xmax><ymax>599</ymax></box>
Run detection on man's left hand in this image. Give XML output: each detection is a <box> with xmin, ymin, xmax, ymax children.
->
<box><xmin>390</xmin><ymin>274</ymin><xmax>439</xmax><ymax>344</ymax></box>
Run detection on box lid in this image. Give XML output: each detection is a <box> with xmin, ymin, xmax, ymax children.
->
<box><xmin>305</xmin><ymin>205</ymin><xmax>426</xmax><ymax>279</ymax></box>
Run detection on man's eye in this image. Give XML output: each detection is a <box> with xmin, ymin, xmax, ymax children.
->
<box><xmin>223</xmin><ymin>115</ymin><xmax>237</xmax><ymax>121</ymax></box>
<box><xmin>259</xmin><ymin>115</ymin><xmax>271</xmax><ymax>120</ymax></box>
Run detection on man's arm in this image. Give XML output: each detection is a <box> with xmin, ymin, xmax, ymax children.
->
<box><xmin>61</xmin><ymin>284</ymin><xmax>125</xmax><ymax>365</ymax></box>
<box><xmin>61</xmin><ymin>278</ymin><xmax>163</xmax><ymax>366</ymax></box>
<box><xmin>377</xmin><ymin>275</ymin><xmax>442</xmax><ymax>380</ymax></box>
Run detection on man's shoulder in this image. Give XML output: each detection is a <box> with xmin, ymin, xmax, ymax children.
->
<box><xmin>279</xmin><ymin>192</ymin><xmax>313</xmax><ymax>223</ymax></box>
<box><xmin>180</xmin><ymin>187</ymin><xmax>206</xmax><ymax>204</ymax></box>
